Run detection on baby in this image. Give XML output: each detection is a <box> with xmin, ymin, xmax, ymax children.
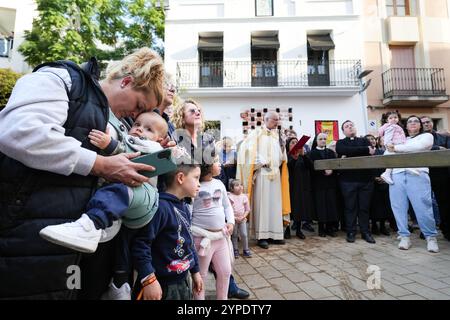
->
<box><xmin>378</xmin><ymin>111</ymin><xmax>419</xmax><ymax>185</ymax></box>
<box><xmin>39</xmin><ymin>111</ymin><xmax>168</xmax><ymax>253</ymax></box>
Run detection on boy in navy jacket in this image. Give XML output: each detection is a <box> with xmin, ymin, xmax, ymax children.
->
<box><xmin>132</xmin><ymin>164</ymin><xmax>203</xmax><ymax>300</ymax></box>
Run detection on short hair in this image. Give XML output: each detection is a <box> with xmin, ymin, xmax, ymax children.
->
<box><xmin>160</xmin><ymin>164</ymin><xmax>200</xmax><ymax>191</ymax></box>
<box><xmin>229</xmin><ymin>179</ymin><xmax>242</xmax><ymax>191</ymax></box>
<box><xmin>341</xmin><ymin>120</ymin><xmax>353</xmax><ymax>132</ymax></box>
<box><xmin>171</xmin><ymin>98</ymin><xmax>205</xmax><ymax>131</ymax></box>
<box><xmin>105</xmin><ymin>47</ymin><xmax>165</xmax><ymax>107</ymax></box>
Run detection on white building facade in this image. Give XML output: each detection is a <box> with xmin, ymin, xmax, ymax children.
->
<box><xmin>0</xmin><ymin>0</ymin><xmax>36</xmax><ymax>73</ymax></box>
<box><xmin>164</xmin><ymin>0</ymin><xmax>368</xmax><ymax>143</ymax></box>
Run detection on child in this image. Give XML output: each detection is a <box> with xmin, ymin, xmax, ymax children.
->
<box><xmin>378</xmin><ymin>111</ymin><xmax>419</xmax><ymax>185</ymax></box>
<box><xmin>228</xmin><ymin>179</ymin><xmax>251</xmax><ymax>258</ymax></box>
<box><xmin>39</xmin><ymin>111</ymin><xmax>169</xmax><ymax>253</ymax></box>
<box><xmin>131</xmin><ymin>164</ymin><xmax>203</xmax><ymax>300</ymax></box>
<box><xmin>191</xmin><ymin>158</ymin><xmax>235</xmax><ymax>300</ymax></box>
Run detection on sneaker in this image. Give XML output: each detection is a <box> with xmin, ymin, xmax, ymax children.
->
<box><xmin>99</xmin><ymin>219</ymin><xmax>122</xmax><ymax>243</ymax></box>
<box><xmin>234</xmin><ymin>249</ymin><xmax>240</xmax><ymax>258</ymax></box>
<box><xmin>39</xmin><ymin>214</ymin><xmax>102</xmax><ymax>253</ymax></box>
<box><xmin>426</xmin><ymin>236</ymin><xmax>439</xmax><ymax>253</ymax></box>
<box><xmin>380</xmin><ymin>172</ymin><xmax>394</xmax><ymax>185</ymax></box>
<box><xmin>101</xmin><ymin>281</ymin><xmax>131</xmax><ymax>300</ymax></box>
<box><xmin>243</xmin><ymin>249</ymin><xmax>252</xmax><ymax>258</ymax></box>
<box><xmin>398</xmin><ymin>236</ymin><xmax>411</xmax><ymax>250</ymax></box>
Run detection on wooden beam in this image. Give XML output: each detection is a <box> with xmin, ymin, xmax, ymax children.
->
<box><xmin>314</xmin><ymin>149</ymin><xmax>450</xmax><ymax>170</ymax></box>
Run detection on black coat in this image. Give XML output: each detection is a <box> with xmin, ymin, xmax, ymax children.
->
<box><xmin>309</xmin><ymin>148</ymin><xmax>339</xmax><ymax>222</ymax></box>
<box><xmin>287</xmin><ymin>154</ymin><xmax>315</xmax><ymax>222</ymax></box>
<box><xmin>370</xmin><ymin>149</ymin><xmax>394</xmax><ymax>220</ymax></box>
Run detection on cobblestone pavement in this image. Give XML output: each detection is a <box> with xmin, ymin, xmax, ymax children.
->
<box><xmin>205</xmin><ymin>229</ymin><xmax>450</xmax><ymax>300</ymax></box>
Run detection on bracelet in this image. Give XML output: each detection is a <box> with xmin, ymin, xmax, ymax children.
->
<box><xmin>142</xmin><ymin>275</ymin><xmax>157</xmax><ymax>288</ymax></box>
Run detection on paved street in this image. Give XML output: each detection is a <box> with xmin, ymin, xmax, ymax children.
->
<box><xmin>206</xmin><ymin>228</ymin><xmax>450</xmax><ymax>300</ymax></box>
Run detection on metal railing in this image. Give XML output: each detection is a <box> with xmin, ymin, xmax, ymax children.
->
<box><xmin>0</xmin><ymin>37</ymin><xmax>13</xmax><ymax>58</ymax></box>
<box><xmin>177</xmin><ymin>60</ymin><xmax>361</xmax><ymax>88</ymax></box>
<box><xmin>382</xmin><ymin>68</ymin><xmax>447</xmax><ymax>98</ymax></box>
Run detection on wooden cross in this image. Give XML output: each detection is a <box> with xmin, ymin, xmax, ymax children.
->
<box><xmin>314</xmin><ymin>149</ymin><xmax>450</xmax><ymax>170</ymax></box>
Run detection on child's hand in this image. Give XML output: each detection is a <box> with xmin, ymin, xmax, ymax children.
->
<box><xmin>387</xmin><ymin>144</ymin><xmax>395</xmax><ymax>152</ymax></box>
<box><xmin>192</xmin><ymin>272</ymin><xmax>203</xmax><ymax>294</ymax></box>
<box><xmin>89</xmin><ymin>128</ymin><xmax>111</xmax><ymax>150</ymax></box>
<box><xmin>226</xmin><ymin>223</ymin><xmax>234</xmax><ymax>236</ymax></box>
<box><xmin>142</xmin><ymin>280</ymin><xmax>162</xmax><ymax>300</ymax></box>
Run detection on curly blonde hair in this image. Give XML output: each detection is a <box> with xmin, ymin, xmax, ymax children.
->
<box><xmin>171</xmin><ymin>98</ymin><xmax>205</xmax><ymax>131</ymax></box>
<box><xmin>105</xmin><ymin>47</ymin><xmax>165</xmax><ymax>106</ymax></box>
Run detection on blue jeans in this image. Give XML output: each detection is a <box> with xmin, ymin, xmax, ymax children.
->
<box><xmin>86</xmin><ymin>183</ymin><xmax>129</xmax><ymax>229</ymax></box>
<box><xmin>389</xmin><ymin>172</ymin><xmax>437</xmax><ymax>238</ymax></box>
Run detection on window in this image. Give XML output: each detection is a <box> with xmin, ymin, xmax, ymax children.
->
<box><xmin>386</xmin><ymin>0</ymin><xmax>410</xmax><ymax>17</ymax></box>
<box><xmin>256</xmin><ymin>0</ymin><xmax>273</xmax><ymax>16</ymax></box>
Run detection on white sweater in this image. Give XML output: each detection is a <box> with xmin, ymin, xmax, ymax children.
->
<box><xmin>0</xmin><ymin>68</ymin><xmax>97</xmax><ymax>176</ymax></box>
<box><xmin>392</xmin><ymin>132</ymin><xmax>433</xmax><ymax>174</ymax></box>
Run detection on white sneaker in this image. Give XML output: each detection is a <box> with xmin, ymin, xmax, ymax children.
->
<box><xmin>39</xmin><ymin>214</ymin><xmax>102</xmax><ymax>253</ymax></box>
<box><xmin>99</xmin><ymin>219</ymin><xmax>122</xmax><ymax>243</ymax></box>
<box><xmin>398</xmin><ymin>236</ymin><xmax>411</xmax><ymax>250</ymax></box>
<box><xmin>426</xmin><ymin>236</ymin><xmax>439</xmax><ymax>253</ymax></box>
<box><xmin>101</xmin><ymin>281</ymin><xmax>131</xmax><ymax>300</ymax></box>
<box><xmin>380</xmin><ymin>172</ymin><xmax>394</xmax><ymax>185</ymax></box>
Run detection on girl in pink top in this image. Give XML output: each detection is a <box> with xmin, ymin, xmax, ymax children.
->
<box><xmin>378</xmin><ymin>111</ymin><xmax>419</xmax><ymax>184</ymax></box>
<box><xmin>228</xmin><ymin>179</ymin><xmax>252</xmax><ymax>258</ymax></box>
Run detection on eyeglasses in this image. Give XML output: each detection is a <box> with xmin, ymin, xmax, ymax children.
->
<box><xmin>407</xmin><ymin>119</ymin><xmax>421</xmax><ymax>124</ymax></box>
<box><xmin>187</xmin><ymin>108</ymin><xmax>201</xmax><ymax>115</ymax></box>
<box><xmin>421</xmin><ymin>120</ymin><xmax>432</xmax><ymax>124</ymax></box>
<box><xmin>269</xmin><ymin>118</ymin><xmax>280</xmax><ymax>121</ymax></box>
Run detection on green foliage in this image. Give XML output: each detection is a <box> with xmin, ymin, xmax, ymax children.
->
<box><xmin>19</xmin><ymin>0</ymin><xmax>165</xmax><ymax>67</ymax></box>
<box><xmin>0</xmin><ymin>68</ymin><xmax>22</xmax><ymax>110</ymax></box>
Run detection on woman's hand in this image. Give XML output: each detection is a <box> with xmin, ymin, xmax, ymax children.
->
<box><xmin>91</xmin><ymin>152</ymin><xmax>154</xmax><ymax>187</ymax></box>
<box><xmin>88</xmin><ymin>128</ymin><xmax>111</xmax><ymax>150</ymax></box>
<box><xmin>192</xmin><ymin>272</ymin><xmax>203</xmax><ymax>294</ymax></box>
<box><xmin>142</xmin><ymin>280</ymin><xmax>162</xmax><ymax>300</ymax></box>
<box><xmin>325</xmin><ymin>169</ymin><xmax>333</xmax><ymax>176</ymax></box>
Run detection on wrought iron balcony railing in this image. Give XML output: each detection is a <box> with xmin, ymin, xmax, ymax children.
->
<box><xmin>177</xmin><ymin>60</ymin><xmax>361</xmax><ymax>89</ymax></box>
<box><xmin>382</xmin><ymin>68</ymin><xmax>447</xmax><ymax>99</ymax></box>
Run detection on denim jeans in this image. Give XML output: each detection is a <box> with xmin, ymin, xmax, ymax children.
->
<box><xmin>389</xmin><ymin>171</ymin><xmax>438</xmax><ymax>238</ymax></box>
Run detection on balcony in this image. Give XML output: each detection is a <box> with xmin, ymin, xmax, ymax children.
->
<box><xmin>382</xmin><ymin>68</ymin><xmax>449</xmax><ymax>107</ymax></box>
<box><xmin>176</xmin><ymin>60</ymin><xmax>361</xmax><ymax>97</ymax></box>
<box><xmin>0</xmin><ymin>37</ymin><xmax>13</xmax><ymax>58</ymax></box>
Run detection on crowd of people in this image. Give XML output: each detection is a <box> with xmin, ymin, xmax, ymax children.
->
<box><xmin>0</xmin><ymin>47</ymin><xmax>448</xmax><ymax>301</ymax></box>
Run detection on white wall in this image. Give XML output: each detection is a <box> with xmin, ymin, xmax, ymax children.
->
<box><xmin>193</xmin><ymin>95</ymin><xmax>364</xmax><ymax>142</ymax></box>
<box><xmin>0</xmin><ymin>0</ymin><xmax>36</xmax><ymax>73</ymax></box>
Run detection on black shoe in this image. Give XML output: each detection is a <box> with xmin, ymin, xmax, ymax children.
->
<box><xmin>362</xmin><ymin>233</ymin><xmax>376</xmax><ymax>244</ymax></box>
<box><xmin>380</xmin><ymin>226</ymin><xmax>391</xmax><ymax>236</ymax></box>
<box><xmin>326</xmin><ymin>230</ymin><xmax>337</xmax><ymax>237</ymax></box>
<box><xmin>268</xmin><ymin>239</ymin><xmax>285</xmax><ymax>245</ymax></box>
<box><xmin>284</xmin><ymin>226</ymin><xmax>291</xmax><ymax>239</ymax></box>
<box><xmin>257</xmin><ymin>240</ymin><xmax>269</xmax><ymax>249</ymax></box>
<box><xmin>228</xmin><ymin>288</ymin><xmax>250</xmax><ymax>299</ymax></box>
<box><xmin>420</xmin><ymin>232</ymin><xmax>425</xmax><ymax>240</ymax></box>
<box><xmin>302</xmin><ymin>223</ymin><xmax>315</xmax><ymax>232</ymax></box>
<box><xmin>346</xmin><ymin>233</ymin><xmax>356</xmax><ymax>243</ymax></box>
<box><xmin>296</xmin><ymin>230</ymin><xmax>306</xmax><ymax>239</ymax></box>
<box><xmin>319</xmin><ymin>231</ymin><xmax>326</xmax><ymax>237</ymax></box>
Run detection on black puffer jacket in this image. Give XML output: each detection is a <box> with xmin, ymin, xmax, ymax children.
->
<box><xmin>0</xmin><ymin>59</ymin><xmax>109</xmax><ymax>299</ymax></box>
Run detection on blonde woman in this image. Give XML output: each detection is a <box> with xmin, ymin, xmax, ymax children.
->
<box><xmin>0</xmin><ymin>47</ymin><xmax>165</xmax><ymax>299</ymax></box>
<box><xmin>171</xmin><ymin>99</ymin><xmax>216</xmax><ymax>165</ymax></box>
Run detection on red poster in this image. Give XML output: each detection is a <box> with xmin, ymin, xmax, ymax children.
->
<box><xmin>315</xmin><ymin>120</ymin><xmax>339</xmax><ymax>144</ymax></box>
